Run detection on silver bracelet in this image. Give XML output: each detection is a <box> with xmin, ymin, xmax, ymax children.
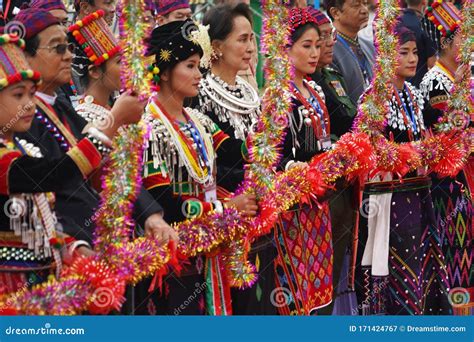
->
<box><xmin>213</xmin><ymin>200</ymin><xmax>224</xmax><ymax>214</ymax></box>
<box><xmin>68</xmin><ymin>240</ymin><xmax>91</xmax><ymax>255</ymax></box>
<box><xmin>86</xmin><ymin>126</ymin><xmax>113</xmax><ymax>148</ymax></box>
<box><xmin>285</xmin><ymin>160</ymin><xmax>296</xmax><ymax>171</ymax></box>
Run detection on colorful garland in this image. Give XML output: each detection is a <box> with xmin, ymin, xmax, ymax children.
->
<box><xmin>4</xmin><ymin>0</ymin><xmax>470</xmax><ymax>315</ymax></box>
<box><xmin>436</xmin><ymin>0</ymin><xmax>473</xmax><ymax>133</ymax></box>
<box><xmin>352</xmin><ymin>0</ymin><xmax>470</xmax><ymax>178</ymax></box>
<box><xmin>118</xmin><ymin>0</ymin><xmax>152</xmax><ymax>99</ymax></box>
<box><xmin>244</xmin><ymin>0</ymin><xmax>292</xmax><ymax>193</ymax></box>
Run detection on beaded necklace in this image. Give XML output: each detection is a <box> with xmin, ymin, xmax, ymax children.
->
<box><xmin>199</xmin><ymin>73</ymin><xmax>260</xmax><ymax>141</ymax></box>
<box><xmin>147</xmin><ymin>99</ymin><xmax>215</xmax><ymax>187</ymax></box>
<box><xmin>291</xmin><ymin>80</ymin><xmax>331</xmax><ymax>152</ymax></box>
<box><xmin>390</xmin><ymin>83</ymin><xmax>422</xmax><ymax>141</ymax></box>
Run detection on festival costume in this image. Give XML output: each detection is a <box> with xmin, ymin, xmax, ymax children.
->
<box><xmin>274</xmin><ymin>11</ymin><xmax>335</xmax><ymax>314</ymax></box>
<box><xmin>420</xmin><ymin>1</ymin><xmax>472</xmax><ymax>315</ymax></box>
<box><xmin>16</xmin><ymin>10</ymin><xmax>162</xmax><ymax>244</ymax></box>
<box><xmin>357</xmin><ymin>82</ymin><xmax>451</xmax><ymax>315</ymax></box>
<box><xmin>0</xmin><ymin>33</ymin><xmax>105</xmax><ymax>297</ymax></box>
<box><xmin>136</xmin><ymin>19</ymin><xmax>245</xmax><ymax>315</ymax></box>
<box><xmin>194</xmin><ymin>70</ymin><xmax>277</xmax><ymax>314</ymax></box>
<box><xmin>420</xmin><ymin>62</ymin><xmax>473</xmax><ymax>315</ymax></box>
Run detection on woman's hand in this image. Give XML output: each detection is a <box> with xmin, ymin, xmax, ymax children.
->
<box><xmin>226</xmin><ymin>194</ymin><xmax>258</xmax><ymax>217</ymax></box>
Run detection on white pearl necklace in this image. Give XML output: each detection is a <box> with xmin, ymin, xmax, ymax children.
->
<box><xmin>201</xmin><ymin>73</ymin><xmax>260</xmax><ymax>113</ymax></box>
<box><xmin>199</xmin><ymin>73</ymin><xmax>261</xmax><ymax>141</ymax></box>
<box><xmin>75</xmin><ymin>95</ymin><xmax>112</xmax><ymax>125</ymax></box>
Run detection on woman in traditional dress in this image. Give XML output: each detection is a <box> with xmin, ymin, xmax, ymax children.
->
<box><xmin>355</xmin><ymin>27</ymin><xmax>451</xmax><ymax>315</ymax></box>
<box><xmin>136</xmin><ymin>19</ymin><xmax>258</xmax><ymax>315</ymax></box>
<box><xmin>0</xmin><ymin>33</ymin><xmax>143</xmax><ymax>298</ymax></box>
<box><xmin>272</xmin><ymin>7</ymin><xmax>334</xmax><ymax>315</ymax></box>
<box><xmin>420</xmin><ymin>0</ymin><xmax>473</xmax><ymax>314</ymax></box>
<box><xmin>191</xmin><ymin>3</ymin><xmax>276</xmax><ymax>315</ymax></box>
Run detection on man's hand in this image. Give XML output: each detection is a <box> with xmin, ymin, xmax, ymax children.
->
<box><xmin>144</xmin><ymin>213</ymin><xmax>179</xmax><ymax>243</ymax></box>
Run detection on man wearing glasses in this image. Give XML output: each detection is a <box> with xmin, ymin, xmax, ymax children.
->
<box><xmin>15</xmin><ymin>9</ymin><xmax>172</xmax><ymax>254</ymax></box>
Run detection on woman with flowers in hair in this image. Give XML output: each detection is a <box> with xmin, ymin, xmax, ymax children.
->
<box><xmin>136</xmin><ymin>19</ymin><xmax>258</xmax><ymax>315</ymax></box>
<box><xmin>191</xmin><ymin>3</ymin><xmax>275</xmax><ymax>315</ymax></box>
<box><xmin>272</xmin><ymin>7</ymin><xmax>333</xmax><ymax>316</ymax></box>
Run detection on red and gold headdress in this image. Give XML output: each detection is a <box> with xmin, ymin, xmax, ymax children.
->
<box><xmin>425</xmin><ymin>0</ymin><xmax>462</xmax><ymax>37</ymax></box>
<box><xmin>69</xmin><ymin>10</ymin><xmax>121</xmax><ymax>67</ymax></box>
<box><xmin>288</xmin><ymin>7</ymin><xmax>318</xmax><ymax>33</ymax></box>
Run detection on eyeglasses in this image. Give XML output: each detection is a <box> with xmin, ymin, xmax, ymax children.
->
<box><xmin>36</xmin><ymin>43</ymin><xmax>75</xmax><ymax>55</ymax></box>
<box><xmin>319</xmin><ymin>29</ymin><xmax>337</xmax><ymax>43</ymax></box>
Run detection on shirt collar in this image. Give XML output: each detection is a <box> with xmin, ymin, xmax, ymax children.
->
<box><xmin>35</xmin><ymin>92</ymin><xmax>57</xmax><ymax>105</ymax></box>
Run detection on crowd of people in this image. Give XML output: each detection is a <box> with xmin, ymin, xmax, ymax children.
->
<box><xmin>0</xmin><ymin>0</ymin><xmax>471</xmax><ymax>316</ymax></box>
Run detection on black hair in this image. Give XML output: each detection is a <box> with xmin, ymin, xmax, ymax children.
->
<box><xmin>325</xmin><ymin>0</ymin><xmax>347</xmax><ymax>20</ymax></box>
<box><xmin>78</xmin><ymin>63</ymin><xmax>107</xmax><ymax>89</ymax></box>
<box><xmin>395</xmin><ymin>25</ymin><xmax>417</xmax><ymax>45</ymax></box>
<box><xmin>405</xmin><ymin>0</ymin><xmax>423</xmax><ymax>6</ymax></box>
<box><xmin>75</xmin><ymin>0</ymin><xmax>95</xmax><ymax>13</ymax></box>
<box><xmin>203</xmin><ymin>3</ymin><xmax>253</xmax><ymax>42</ymax></box>
<box><xmin>291</xmin><ymin>22</ymin><xmax>320</xmax><ymax>45</ymax></box>
<box><xmin>24</xmin><ymin>35</ymin><xmax>40</xmax><ymax>57</ymax></box>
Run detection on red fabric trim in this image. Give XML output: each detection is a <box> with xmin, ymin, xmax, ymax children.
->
<box><xmin>76</xmin><ymin>138</ymin><xmax>102</xmax><ymax>169</ymax></box>
<box><xmin>212</xmin><ymin>131</ymin><xmax>229</xmax><ymax>151</ymax></box>
<box><xmin>143</xmin><ymin>173</ymin><xmax>171</xmax><ymax>190</ymax></box>
<box><xmin>0</xmin><ymin>151</ymin><xmax>21</xmax><ymax>195</ymax></box>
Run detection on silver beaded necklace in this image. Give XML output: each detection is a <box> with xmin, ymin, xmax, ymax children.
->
<box><xmin>198</xmin><ymin>73</ymin><xmax>261</xmax><ymax>141</ymax></box>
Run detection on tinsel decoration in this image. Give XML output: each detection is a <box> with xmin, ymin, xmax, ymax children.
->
<box><xmin>310</xmin><ymin>132</ymin><xmax>376</xmax><ymax>185</ymax></box>
<box><xmin>419</xmin><ymin>131</ymin><xmax>470</xmax><ymax>178</ymax></box>
<box><xmin>244</xmin><ymin>0</ymin><xmax>292</xmax><ymax>194</ymax></box>
<box><xmin>118</xmin><ymin>0</ymin><xmax>152</xmax><ymax>98</ymax></box>
<box><xmin>226</xmin><ymin>0</ymin><xmax>293</xmax><ymax>286</ymax></box>
<box><xmin>174</xmin><ymin>208</ymin><xmax>248</xmax><ymax>257</ymax></box>
<box><xmin>436</xmin><ymin>0</ymin><xmax>473</xmax><ymax>132</ymax></box>
<box><xmin>352</xmin><ymin>0</ymin><xmax>470</xmax><ymax>178</ymax></box>
<box><xmin>352</xmin><ymin>0</ymin><xmax>399</xmax><ymax>138</ymax></box>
